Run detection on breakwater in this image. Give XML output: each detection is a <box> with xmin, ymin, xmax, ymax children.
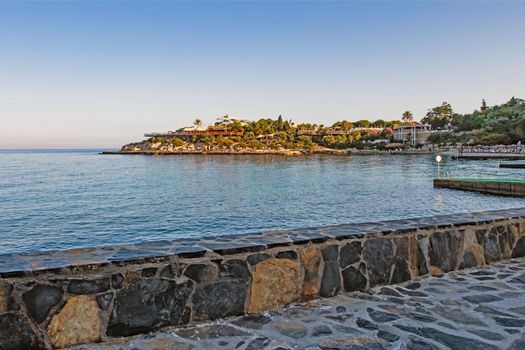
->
<box><xmin>450</xmin><ymin>153</ymin><xmax>525</xmax><ymax>160</ymax></box>
<box><xmin>434</xmin><ymin>178</ymin><xmax>525</xmax><ymax>197</ymax></box>
<box><xmin>102</xmin><ymin>149</ymin><xmax>348</xmax><ymax>156</ymax></box>
<box><xmin>1</xmin><ymin>208</ymin><xmax>525</xmax><ymax>349</ymax></box>
<box><xmin>500</xmin><ymin>163</ymin><xmax>525</xmax><ymax>169</ymax></box>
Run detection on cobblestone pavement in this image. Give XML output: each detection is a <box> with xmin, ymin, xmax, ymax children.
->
<box><xmin>70</xmin><ymin>259</ymin><xmax>525</xmax><ymax>350</ymax></box>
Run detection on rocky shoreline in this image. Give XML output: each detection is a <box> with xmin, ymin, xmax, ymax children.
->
<box><xmin>103</xmin><ymin>147</ymin><xmax>348</xmax><ymax>156</ymax></box>
<box><xmin>107</xmin><ymin>137</ymin><xmax>352</xmax><ymax>156</ymax></box>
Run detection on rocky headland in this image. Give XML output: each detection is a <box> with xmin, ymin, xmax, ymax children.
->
<box><xmin>108</xmin><ymin>139</ymin><xmax>347</xmax><ymax>156</ymax></box>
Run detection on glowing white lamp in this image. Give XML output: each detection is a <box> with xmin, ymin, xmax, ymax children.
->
<box><xmin>436</xmin><ymin>155</ymin><xmax>442</xmax><ymax>178</ymax></box>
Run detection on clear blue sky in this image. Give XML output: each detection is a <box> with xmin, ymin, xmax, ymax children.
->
<box><xmin>1</xmin><ymin>1</ymin><xmax>524</xmax><ymax>149</ymax></box>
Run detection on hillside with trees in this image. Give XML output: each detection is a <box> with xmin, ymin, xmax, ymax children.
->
<box><xmin>119</xmin><ymin>97</ymin><xmax>525</xmax><ymax>154</ymax></box>
<box><xmin>121</xmin><ymin>116</ymin><xmax>402</xmax><ymax>154</ymax></box>
<box><xmin>427</xmin><ymin>97</ymin><xmax>525</xmax><ymax>145</ymax></box>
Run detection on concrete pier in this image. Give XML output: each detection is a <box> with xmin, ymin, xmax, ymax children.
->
<box><xmin>500</xmin><ymin>163</ymin><xmax>525</xmax><ymax>169</ymax></box>
<box><xmin>434</xmin><ymin>178</ymin><xmax>525</xmax><ymax>197</ymax></box>
<box><xmin>450</xmin><ymin>153</ymin><xmax>525</xmax><ymax>160</ymax></box>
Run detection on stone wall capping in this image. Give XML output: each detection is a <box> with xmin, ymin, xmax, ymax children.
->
<box><xmin>198</xmin><ymin>242</ymin><xmax>267</xmax><ymax>255</ymax></box>
<box><xmin>0</xmin><ymin>270</ymin><xmax>26</xmax><ymax>279</ymax></box>
<box><xmin>0</xmin><ymin>208</ymin><xmax>523</xmax><ymax>276</ymax></box>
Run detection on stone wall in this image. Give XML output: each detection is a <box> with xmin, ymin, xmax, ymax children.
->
<box><xmin>1</xmin><ymin>208</ymin><xmax>525</xmax><ymax>350</ymax></box>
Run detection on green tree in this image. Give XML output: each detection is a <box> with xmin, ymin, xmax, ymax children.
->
<box><xmin>171</xmin><ymin>138</ymin><xmax>185</xmax><ymax>147</ymax></box>
<box><xmin>355</xmin><ymin>120</ymin><xmax>371</xmax><ymax>128</ymax></box>
<box><xmin>350</xmin><ymin>130</ymin><xmax>362</xmax><ymax>142</ymax></box>
<box><xmin>322</xmin><ymin>135</ymin><xmax>336</xmax><ymax>146</ymax></box>
<box><xmin>343</xmin><ymin>120</ymin><xmax>353</xmax><ymax>131</ymax></box>
<box><xmin>201</xmin><ymin>135</ymin><xmax>215</xmax><ymax>144</ymax></box>
<box><xmin>276</xmin><ymin>115</ymin><xmax>284</xmax><ymax>131</ymax></box>
<box><xmin>480</xmin><ymin>99</ymin><xmax>488</xmax><ymax>112</ymax></box>
<box><xmin>421</xmin><ymin>102</ymin><xmax>454</xmax><ymax>129</ymax></box>
<box><xmin>296</xmin><ymin>135</ymin><xmax>315</xmax><ymax>149</ymax></box>
<box><xmin>230</xmin><ymin>120</ymin><xmax>244</xmax><ymax>131</ymax></box>
<box><xmin>373</xmin><ymin>119</ymin><xmax>386</xmax><ymax>127</ymax></box>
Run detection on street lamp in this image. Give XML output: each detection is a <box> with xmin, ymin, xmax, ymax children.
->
<box><xmin>436</xmin><ymin>155</ymin><xmax>442</xmax><ymax>178</ymax></box>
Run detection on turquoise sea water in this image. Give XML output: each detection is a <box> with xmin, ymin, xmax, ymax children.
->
<box><xmin>0</xmin><ymin>149</ymin><xmax>524</xmax><ymax>254</ymax></box>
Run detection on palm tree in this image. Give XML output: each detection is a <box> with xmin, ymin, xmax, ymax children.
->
<box><xmin>402</xmin><ymin>111</ymin><xmax>414</xmax><ymax>123</ymax></box>
<box><xmin>194</xmin><ymin>119</ymin><xmax>202</xmax><ymax>126</ymax></box>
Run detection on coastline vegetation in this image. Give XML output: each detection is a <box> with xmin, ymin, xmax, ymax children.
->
<box><xmin>124</xmin><ymin>115</ymin><xmax>399</xmax><ymax>153</ymax></box>
<box><xmin>121</xmin><ymin>97</ymin><xmax>525</xmax><ymax>153</ymax></box>
<box><xmin>426</xmin><ymin>97</ymin><xmax>525</xmax><ymax>146</ymax></box>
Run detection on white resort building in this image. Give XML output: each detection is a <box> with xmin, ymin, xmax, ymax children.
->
<box><xmin>393</xmin><ymin>122</ymin><xmax>432</xmax><ymax>146</ymax></box>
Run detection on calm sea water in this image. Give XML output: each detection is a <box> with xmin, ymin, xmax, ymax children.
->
<box><xmin>0</xmin><ymin>149</ymin><xmax>524</xmax><ymax>254</ymax></box>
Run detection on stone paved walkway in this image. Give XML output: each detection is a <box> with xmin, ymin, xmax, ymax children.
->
<box><xmin>70</xmin><ymin>259</ymin><xmax>525</xmax><ymax>350</ymax></box>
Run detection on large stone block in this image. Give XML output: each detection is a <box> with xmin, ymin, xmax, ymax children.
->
<box><xmin>111</xmin><ymin>273</ymin><xmax>124</xmax><ymax>289</ymax></box>
<box><xmin>300</xmin><ymin>246</ymin><xmax>322</xmax><ymax>299</ymax></box>
<box><xmin>0</xmin><ymin>282</ymin><xmax>9</xmax><ymax>312</ymax></box>
<box><xmin>248</xmin><ymin>258</ymin><xmax>302</xmax><ymax>313</ymax></box>
<box><xmin>47</xmin><ymin>295</ymin><xmax>101</xmax><ymax>348</ymax></box>
<box><xmin>319</xmin><ymin>260</ymin><xmax>341</xmax><ymax>297</ymax></box>
<box><xmin>512</xmin><ymin>236</ymin><xmax>525</xmax><ymax>258</ymax></box>
<box><xmin>219</xmin><ymin>259</ymin><xmax>250</xmax><ymax>278</ymax></box>
<box><xmin>341</xmin><ymin>265</ymin><xmax>367</xmax><ymax>292</ymax></box>
<box><xmin>107</xmin><ymin>278</ymin><xmax>193</xmax><ymax>337</ymax></box>
<box><xmin>23</xmin><ymin>284</ymin><xmax>64</xmax><ymax>323</ymax></box>
<box><xmin>390</xmin><ymin>256</ymin><xmax>411</xmax><ymax>284</ymax></box>
<box><xmin>276</xmin><ymin>250</ymin><xmax>298</xmax><ymax>259</ymax></box>
<box><xmin>498</xmin><ymin>226</ymin><xmax>514</xmax><ymax>259</ymax></box>
<box><xmin>394</xmin><ymin>237</ymin><xmax>409</xmax><ymax>259</ymax></box>
<box><xmin>460</xmin><ymin>228</ymin><xmax>485</xmax><ymax>269</ymax></box>
<box><xmin>321</xmin><ymin>245</ymin><xmax>339</xmax><ymax>261</ymax></box>
<box><xmin>0</xmin><ymin>281</ymin><xmax>17</xmax><ymax>312</ymax></box>
<box><xmin>247</xmin><ymin>253</ymin><xmax>271</xmax><ymax>265</ymax></box>
<box><xmin>183</xmin><ymin>263</ymin><xmax>218</xmax><ymax>284</ymax></box>
<box><xmin>0</xmin><ymin>313</ymin><xmax>42</xmax><ymax>350</ymax></box>
<box><xmin>193</xmin><ymin>279</ymin><xmax>249</xmax><ymax>320</ymax></box>
<box><xmin>339</xmin><ymin>241</ymin><xmax>361</xmax><ymax>268</ymax></box>
<box><xmin>483</xmin><ymin>228</ymin><xmax>502</xmax><ymax>263</ymax></box>
<box><xmin>408</xmin><ymin>237</ymin><xmax>421</xmax><ymax>277</ymax></box>
<box><xmin>67</xmin><ymin>277</ymin><xmax>110</xmax><ymax>294</ymax></box>
<box><xmin>416</xmin><ymin>237</ymin><xmax>429</xmax><ymax>276</ymax></box>
<box><xmin>363</xmin><ymin>238</ymin><xmax>394</xmax><ymax>287</ymax></box>
<box><xmin>428</xmin><ymin>231</ymin><xmax>463</xmax><ymax>273</ymax></box>
<box><xmin>460</xmin><ymin>245</ymin><xmax>485</xmax><ymax>269</ymax></box>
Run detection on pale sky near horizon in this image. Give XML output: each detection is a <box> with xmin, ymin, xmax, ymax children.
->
<box><xmin>1</xmin><ymin>1</ymin><xmax>524</xmax><ymax>149</ymax></box>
